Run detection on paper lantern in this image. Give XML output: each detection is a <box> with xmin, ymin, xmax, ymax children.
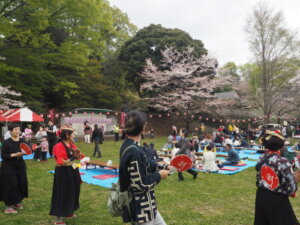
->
<box><xmin>91</xmin><ymin>112</ymin><xmax>94</xmax><ymax>116</ymax></box>
<box><xmin>159</xmin><ymin>114</ymin><xmax>162</xmax><ymax>118</ymax></box>
<box><xmin>167</xmin><ymin>113</ymin><xmax>170</xmax><ymax>117</ymax></box>
<box><xmin>107</xmin><ymin>112</ymin><xmax>110</xmax><ymax>115</ymax></box>
<box><xmin>115</xmin><ymin>112</ymin><xmax>118</xmax><ymax>116</ymax></box>
<box><xmin>75</xmin><ymin>111</ymin><xmax>78</xmax><ymax>114</ymax></box>
<box><xmin>55</xmin><ymin>114</ymin><xmax>59</xmax><ymax>118</ymax></box>
<box><xmin>40</xmin><ymin>114</ymin><xmax>44</xmax><ymax>118</ymax></box>
<box><xmin>150</xmin><ymin>115</ymin><xmax>153</xmax><ymax>118</ymax></box>
<box><xmin>47</xmin><ymin>114</ymin><xmax>51</xmax><ymax>118</ymax></box>
<box><xmin>84</xmin><ymin>112</ymin><xmax>87</xmax><ymax>115</ymax></box>
<box><xmin>212</xmin><ymin>118</ymin><xmax>215</xmax><ymax>122</ymax></box>
<box><xmin>191</xmin><ymin>115</ymin><xmax>195</xmax><ymax>119</ymax></box>
<box><xmin>206</xmin><ymin>118</ymin><xmax>209</xmax><ymax>121</ymax></box>
<box><xmin>69</xmin><ymin>112</ymin><xmax>72</xmax><ymax>116</ymax></box>
<box><xmin>62</xmin><ymin>113</ymin><xmax>65</xmax><ymax>117</ymax></box>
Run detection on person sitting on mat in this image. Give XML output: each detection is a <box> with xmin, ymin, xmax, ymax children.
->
<box><xmin>222</xmin><ymin>144</ymin><xmax>240</xmax><ymax>166</ymax></box>
<box><xmin>203</xmin><ymin>143</ymin><xmax>219</xmax><ymax>172</ymax></box>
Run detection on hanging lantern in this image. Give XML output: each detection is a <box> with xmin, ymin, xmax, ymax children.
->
<box><xmin>40</xmin><ymin>114</ymin><xmax>44</xmax><ymax>118</ymax></box>
<box><xmin>99</xmin><ymin>112</ymin><xmax>102</xmax><ymax>115</ymax></box>
<box><xmin>199</xmin><ymin>116</ymin><xmax>202</xmax><ymax>120</ymax></box>
<box><xmin>150</xmin><ymin>115</ymin><xmax>153</xmax><ymax>118</ymax></box>
<box><xmin>212</xmin><ymin>118</ymin><xmax>215</xmax><ymax>122</ymax></box>
<box><xmin>62</xmin><ymin>113</ymin><xmax>65</xmax><ymax>117</ymax></box>
<box><xmin>47</xmin><ymin>114</ymin><xmax>51</xmax><ymax>118</ymax></box>
<box><xmin>69</xmin><ymin>112</ymin><xmax>72</xmax><ymax>116</ymax></box>
<box><xmin>84</xmin><ymin>112</ymin><xmax>87</xmax><ymax>115</ymax></box>
<box><xmin>254</xmin><ymin>118</ymin><xmax>257</xmax><ymax>121</ymax></box>
<box><xmin>55</xmin><ymin>114</ymin><xmax>59</xmax><ymax>118</ymax></box>
<box><xmin>237</xmin><ymin>120</ymin><xmax>240</xmax><ymax>123</ymax></box>
<box><xmin>159</xmin><ymin>114</ymin><xmax>162</xmax><ymax>118</ymax></box>
<box><xmin>91</xmin><ymin>112</ymin><xmax>94</xmax><ymax>116</ymax></box>
<box><xmin>243</xmin><ymin>120</ymin><xmax>245</xmax><ymax>123</ymax></box>
<box><xmin>115</xmin><ymin>112</ymin><xmax>118</xmax><ymax>116</ymax></box>
<box><xmin>191</xmin><ymin>115</ymin><xmax>195</xmax><ymax>119</ymax></box>
<box><xmin>206</xmin><ymin>118</ymin><xmax>209</xmax><ymax>121</ymax></box>
<box><xmin>248</xmin><ymin>118</ymin><xmax>251</xmax><ymax>122</ymax></box>
<box><xmin>107</xmin><ymin>112</ymin><xmax>110</xmax><ymax>115</ymax></box>
<box><xmin>176</xmin><ymin>112</ymin><xmax>180</xmax><ymax>116</ymax></box>
<box><xmin>75</xmin><ymin>110</ymin><xmax>78</xmax><ymax>114</ymax></box>
<box><xmin>220</xmin><ymin>119</ymin><xmax>223</xmax><ymax>123</ymax></box>
<box><xmin>167</xmin><ymin>113</ymin><xmax>170</xmax><ymax>117</ymax></box>
<box><xmin>184</xmin><ymin>112</ymin><xmax>187</xmax><ymax>116</ymax></box>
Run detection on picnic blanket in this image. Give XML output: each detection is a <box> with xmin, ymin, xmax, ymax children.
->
<box><xmin>49</xmin><ymin>168</ymin><xmax>118</xmax><ymax>188</ymax></box>
<box><xmin>197</xmin><ymin>149</ymin><xmax>262</xmax><ymax>161</ymax></box>
<box><xmin>193</xmin><ymin>160</ymin><xmax>257</xmax><ymax>175</ymax></box>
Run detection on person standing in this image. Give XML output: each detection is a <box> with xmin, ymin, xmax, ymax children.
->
<box><xmin>91</xmin><ymin>124</ymin><xmax>103</xmax><ymax>158</ymax></box>
<box><xmin>83</xmin><ymin>122</ymin><xmax>92</xmax><ymax>144</ymax></box>
<box><xmin>254</xmin><ymin>130</ymin><xmax>300</xmax><ymax>225</ymax></box>
<box><xmin>47</xmin><ymin>121</ymin><xmax>57</xmax><ymax>157</ymax></box>
<box><xmin>34</xmin><ymin>126</ymin><xmax>47</xmax><ymax>161</ymax></box>
<box><xmin>0</xmin><ymin>123</ymin><xmax>28</xmax><ymax>214</ymax></box>
<box><xmin>49</xmin><ymin>127</ymin><xmax>84</xmax><ymax>225</ymax></box>
<box><xmin>119</xmin><ymin>110</ymin><xmax>170</xmax><ymax>225</ymax></box>
<box><xmin>113</xmin><ymin>124</ymin><xmax>120</xmax><ymax>142</ymax></box>
<box><xmin>176</xmin><ymin>129</ymin><xmax>198</xmax><ymax>181</ymax></box>
<box><xmin>39</xmin><ymin>137</ymin><xmax>49</xmax><ymax>162</ymax></box>
<box><xmin>24</xmin><ymin>124</ymin><xmax>33</xmax><ymax>143</ymax></box>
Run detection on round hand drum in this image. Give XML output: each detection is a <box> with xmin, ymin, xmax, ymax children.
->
<box><xmin>260</xmin><ymin>165</ymin><xmax>279</xmax><ymax>190</ymax></box>
<box><xmin>20</xmin><ymin>143</ymin><xmax>32</xmax><ymax>155</ymax></box>
<box><xmin>170</xmin><ymin>154</ymin><xmax>193</xmax><ymax>172</ymax></box>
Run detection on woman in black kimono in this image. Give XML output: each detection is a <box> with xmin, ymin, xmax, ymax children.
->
<box><xmin>254</xmin><ymin>130</ymin><xmax>300</xmax><ymax>225</ymax></box>
<box><xmin>0</xmin><ymin>123</ymin><xmax>28</xmax><ymax>214</ymax></box>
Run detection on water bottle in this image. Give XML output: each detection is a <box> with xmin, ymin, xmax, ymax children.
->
<box><xmin>107</xmin><ymin>160</ymin><xmax>112</xmax><ymax>166</ymax></box>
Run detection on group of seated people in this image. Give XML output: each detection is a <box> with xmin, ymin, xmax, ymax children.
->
<box><xmin>164</xmin><ymin>132</ymin><xmax>241</xmax><ymax>173</ymax></box>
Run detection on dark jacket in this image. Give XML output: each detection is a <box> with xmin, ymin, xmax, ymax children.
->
<box><xmin>176</xmin><ymin>137</ymin><xmax>191</xmax><ymax>157</ymax></box>
<box><xmin>91</xmin><ymin>128</ymin><xmax>103</xmax><ymax>143</ymax></box>
<box><xmin>119</xmin><ymin>138</ymin><xmax>168</xmax><ymax>224</ymax></box>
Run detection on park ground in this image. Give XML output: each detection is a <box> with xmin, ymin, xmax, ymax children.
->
<box><xmin>1</xmin><ymin>137</ymin><xmax>300</xmax><ymax>225</ymax></box>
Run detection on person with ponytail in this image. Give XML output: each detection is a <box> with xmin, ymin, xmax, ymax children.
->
<box><xmin>49</xmin><ymin>127</ymin><xmax>84</xmax><ymax>225</ymax></box>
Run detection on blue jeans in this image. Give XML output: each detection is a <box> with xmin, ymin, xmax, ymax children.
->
<box><xmin>222</xmin><ymin>161</ymin><xmax>238</xmax><ymax>166</ymax></box>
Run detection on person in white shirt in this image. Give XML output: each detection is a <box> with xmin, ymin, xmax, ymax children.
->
<box><xmin>224</xmin><ymin>135</ymin><xmax>233</xmax><ymax>145</ymax></box>
<box><xmin>171</xmin><ymin>142</ymin><xmax>180</xmax><ymax>158</ymax></box>
<box><xmin>4</xmin><ymin>130</ymin><xmax>11</xmax><ymax>140</ymax></box>
<box><xmin>203</xmin><ymin>144</ymin><xmax>219</xmax><ymax>172</ymax></box>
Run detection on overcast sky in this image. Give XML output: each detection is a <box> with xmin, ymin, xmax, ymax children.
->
<box><xmin>108</xmin><ymin>0</ymin><xmax>300</xmax><ymax>66</ymax></box>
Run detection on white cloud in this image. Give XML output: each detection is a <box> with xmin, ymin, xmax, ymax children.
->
<box><xmin>109</xmin><ymin>0</ymin><xmax>300</xmax><ymax>66</ymax></box>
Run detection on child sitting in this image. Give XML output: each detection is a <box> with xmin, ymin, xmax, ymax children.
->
<box><xmin>203</xmin><ymin>143</ymin><xmax>219</xmax><ymax>172</ymax></box>
<box><xmin>39</xmin><ymin>136</ymin><xmax>49</xmax><ymax>162</ymax></box>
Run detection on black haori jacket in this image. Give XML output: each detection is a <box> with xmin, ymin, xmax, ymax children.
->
<box><xmin>119</xmin><ymin>138</ymin><xmax>168</xmax><ymax>224</ymax></box>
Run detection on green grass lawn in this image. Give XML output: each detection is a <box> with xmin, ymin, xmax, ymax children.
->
<box><xmin>1</xmin><ymin>137</ymin><xmax>300</xmax><ymax>225</ymax></box>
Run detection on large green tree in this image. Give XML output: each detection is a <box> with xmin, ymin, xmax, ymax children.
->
<box><xmin>118</xmin><ymin>24</ymin><xmax>208</xmax><ymax>97</ymax></box>
<box><xmin>0</xmin><ymin>0</ymin><xmax>136</xmax><ymax>112</ymax></box>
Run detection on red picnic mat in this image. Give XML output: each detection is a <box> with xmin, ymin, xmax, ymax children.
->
<box><xmin>79</xmin><ymin>173</ymin><xmax>85</xmax><ymax>175</ymax></box>
<box><xmin>220</xmin><ymin>166</ymin><xmax>239</xmax><ymax>171</ymax></box>
<box><xmin>92</xmin><ymin>174</ymin><xmax>118</xmax><ymax>180</ymax></box>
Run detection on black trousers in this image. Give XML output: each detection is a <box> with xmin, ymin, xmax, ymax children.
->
<box><xmin>48</xmin><ymin>137</ymin><xmax>57</xmax><ymax>156</ymax></box>
<box><xmin>41</xmin><ymin>152</ymin><xmax>47</xmax><ymax>161</ymax></box>
<box><xmin>114</xmin><ymin>133</ymin><xmax>119</xmax><ymax>142</ymax></box>
<box><xmin>93</xmin><ymin>141</ymin><xmax>101</xmax><ymax>157</ymax></box>
<box><xmin>178</xmin><ymin>169</ymin><xmax>197</xmax><ymax>180</ymax></box>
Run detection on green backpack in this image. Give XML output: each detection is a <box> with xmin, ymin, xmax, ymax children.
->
<box><xmin>107</xmin><ymin>145</ymin><xmax>135</xmax><ymax>217</ymax></box>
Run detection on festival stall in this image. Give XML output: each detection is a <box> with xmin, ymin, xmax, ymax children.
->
<box><xmin>0</xmin><ymin>107</ymin><xmax>44</xmax><ymax>123</ymax></box>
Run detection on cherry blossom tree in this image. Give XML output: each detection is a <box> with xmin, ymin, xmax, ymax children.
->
<box><xmin>139</xmin><ymin>46</ymin><xmax>235</xmax><ymax>129</ymax></box>
<box><xmin>0</xmin><ymin>85</ymin><xmax>25</xmax><ymax>109</ymax></box>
